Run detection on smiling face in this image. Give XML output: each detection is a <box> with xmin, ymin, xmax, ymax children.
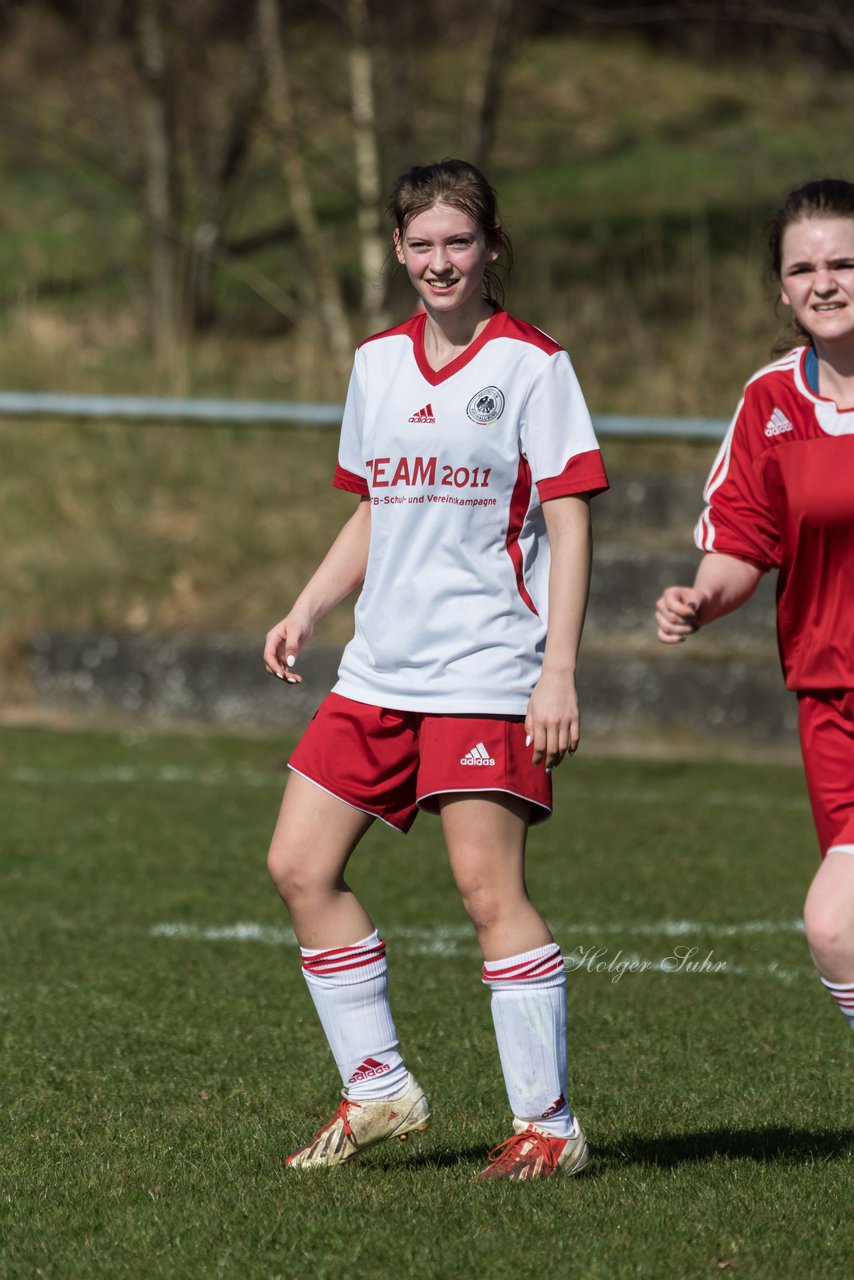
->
<box><xmin>779</xmin><ymin>216</ymin><xmax>854</xmax><ymax>351</ymax></box>
<box><xmin>394</xmin><ymin>201</ymin><xmax>499</xmax><ymax>322</ymax></box>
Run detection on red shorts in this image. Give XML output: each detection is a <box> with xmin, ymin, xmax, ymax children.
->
<box><xmin>288</xmin><ymin>692</ymin><xmax>552</xmax><ymax>833</ymax></box>
<box><xmin>798</xmin><ymin>691</ymin><xmax>854</xmax><ymax>857</ymax></box>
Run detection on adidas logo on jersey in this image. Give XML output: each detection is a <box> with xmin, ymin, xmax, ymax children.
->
<box><xmin>764</xmin><ymin>407</ymin><xmax>793</xmax><ymax>437</ymax></box>
<box><xmin>409</xmin><ymin>403</ymin><xmax>436</xmax><ymax>423</ymax></box>
<box><xmin>349</xmin><ymin>1057</ymin><xmax>391</xmax><ymax>1083</ymax></box>
<box><xmin>460</xmin><ymin>742</ymin><xmax>495</xmax><ymax>766</ymax></box>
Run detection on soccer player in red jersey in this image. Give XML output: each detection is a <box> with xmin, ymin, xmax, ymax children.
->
<box><xmin>657</xmin><ymin>178</ymin><xmax>854</xmax><ymax>1036</ymax></box>
<box><xmin>262</xmin><ymin>160</ymin><xmax>608</xmax><ymax>1179</ymax></box>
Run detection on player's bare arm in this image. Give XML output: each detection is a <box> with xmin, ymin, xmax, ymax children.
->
<box><xmin>526</xmin><ymin>493</ymin><xmax>592</xmax><ymax>770</ymax></box>
<box><xmin>655</xmin><ymin>552</ymin><xmax>762</xmax><ymax>644</ymax></box>
<box><xmin>264</xmin><ymin>497</ymin><xmax>371</xmax><ymax>682</ymax></box>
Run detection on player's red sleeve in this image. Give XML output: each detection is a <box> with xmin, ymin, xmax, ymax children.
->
<box><xmin>536</xmin><ymin>449</ymin><xmax>609</xmax><ymax>501</ymax></box>
<box><xmin>333</xmin><ymin>464</ymin><xmax>369</xmax><ymax>496</ymax></box>
<box><xmin>694</xmin><ymin>391</ymin><xmax>781</xmax><ymax>571</ymax></box>
<box><xmin>334</xmin><ymin>353</ymin><xmax>368</xmax><ymax>495</ymax></box>
<box><xmin>521</xmin><ymin>351</ymin><xmax>608</xmax><ymax>502</ymax></box>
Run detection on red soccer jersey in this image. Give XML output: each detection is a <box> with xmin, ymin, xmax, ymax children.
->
<box><xmin>695</xmin><ymin>346</ymin><xmax>854</xmax><ymax>692</ymax></box>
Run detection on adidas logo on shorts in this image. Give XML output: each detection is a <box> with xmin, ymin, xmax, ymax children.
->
<box><xmin>349</xmin><ymin>1057</ymin><xmax>391</xmax><ymax>1083</ymax></box>
<box><xmin>460</xmin><ymin>742</ymin><xmax>495</xmax><ymax>767</ymax></box>
<box><xmin>764</xmin><ymin>407</ymin><xmax>793</xmax><ymax>437</ymax></box>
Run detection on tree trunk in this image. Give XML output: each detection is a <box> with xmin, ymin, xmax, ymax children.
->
<box><xmin>134</xmin><ymin>0</ymin><xmax>185</xmax><ymax>372</ymax></box>
<box><xmin>464</xmin><ymin>0</ymin><xmax>519</xmax><ymax>171</ymax></box>
<box><xmin>347</xmin><ymin>0</ymin><xmax>390</xmax><ymax>335</ymax></box>
<box><xmin>189</xmin><ymin>36</ymin><xmax>265</xmax><ymax>331</ymax></box>
<box><xmin>257</xmin><ymin>0</ymin><xmax>353</xmax><ymax>379</ymax></box>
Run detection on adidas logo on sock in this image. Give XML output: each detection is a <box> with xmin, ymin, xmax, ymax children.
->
<box><xmin>764</xmin><ymin>407</ymin><xmax>793</xmax><ymax>437</ymax></box>
<box><xmin>408</xmin><ymin>403</ymin><xmax>436</xmax><ymax>423</ymax></box>
<box><xmin>349</xmin><ymin>1057</ymin><xmax>391</xmax><ymax>1083</ymax></box>
<box><xmin>460</xmin><ymin>742</ymin><xmax>495</xmax><ymax>766</ymax></box>
<box><xmin>540</xmin><ymin>1092</ymin><xmax>567</xmax><ymax>1120</ymax></box>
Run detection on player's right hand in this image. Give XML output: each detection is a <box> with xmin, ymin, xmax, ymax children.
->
<box><xmin>263</xmin><ymin>612</ymin><xmax>313</xmax><ymax>684</ymax></box>
<box><xmin>655</xmin><ymin>585</ymin><xmax>706</xmax><ymax>644</ymax></box>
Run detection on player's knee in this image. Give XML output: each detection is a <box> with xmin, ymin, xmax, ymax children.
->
<box><xmin>455</xmin><ymin>877</ymin><xmax>508</xmax><ymax>934</ymax></box>
<box><xmin>267</xmin><ymin>842</ymin><xmax>318</xmax><ymax>904</ymax></box>
<box><xmin>266</xmin><ymin>843</ymin><xmax>291</xmax><ymax>898</ymax></box>
<box><xmin>804</xmin><ymin>900</ymin><xmax>851</xmax><ymax>970</ymax></box>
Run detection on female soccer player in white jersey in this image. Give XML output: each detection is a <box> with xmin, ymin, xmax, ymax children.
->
<box><xmin>657</xmin><ymin>178</ymin><xmax>854</xmax><ymax>1038</ymax></box>
<box><xmin>262</xmin><ymin>159</ymin><xmax>608</xmax><ymax>1180</ymax></box>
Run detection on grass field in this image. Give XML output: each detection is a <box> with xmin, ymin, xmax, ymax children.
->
<box><xmin>2</xmin><ymin>726</ymin><xmax>852</xmax><ymax>1279</ymax></box>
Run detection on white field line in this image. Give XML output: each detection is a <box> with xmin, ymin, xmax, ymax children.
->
<box><xmin>151</xmin><ymin>919</ymin><xmax>805</xmax><ymax>943</ymax></box>
<box><xmin>560</xmin><ymin>919</ymin><xmax>805</xmax><ymax>937</ymax></box>
<box><xmin>150</xmin><ymin>919</ymin><xmax>810</xmax><ymax>984</ymax></box>
<box><xmin>152</xmin><ymin>921</ymin><xmax>295</xmax><ymax>944</ymax></box>
<box><xmin>9</xmin><ymin>767</ymin><xmax>810</xmax><ymax>812</ymax></box>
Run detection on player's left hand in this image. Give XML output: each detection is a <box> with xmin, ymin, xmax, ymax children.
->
<box><xmin>655</xmin><ymin>584</ymin><xmax>706</xmax><ymax>643</ymax></box>
<box><xmin>525</xmin><ymin>670</ymin><xmax>580</xmax><ymax>771</ymax></box>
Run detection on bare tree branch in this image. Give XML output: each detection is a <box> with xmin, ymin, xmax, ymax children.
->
<box><xmin>257</xmin><ymin>0</ymin><xmax>353</xmax><ymax>377</ymax></box>
<box><xmin>347</xmin><ymin>0</ymin><xmax>389</xmax><ymax>333</ymax></box>
<box><xmin>465</xmin><ymin>0</ymin><xmax>520</xmax><ymax>170</ymax></box>
<box><xmin>188</xmin><ymin>30</ymin><xmax>266</xmax><ymax>329</ymax></box>
<box><xmin>134</xmin><ymin>0</ymin><xmax>185</xmax><ymax>370</ymax></box>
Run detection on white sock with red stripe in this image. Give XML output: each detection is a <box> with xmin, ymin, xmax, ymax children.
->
<box><xmin>820</xmin><ymin>976</ymin><xmax>854</xmax><ymax>1032</ymax></box>
<box><xmin>482</xmin><ymin>942</ymin><xmax>575</xmax><ymax>1139</ymax></box>
<box><xmin>300</xmin><ymin>930</ymin><xmax>408</xmax><ymax>1099</ymax></box>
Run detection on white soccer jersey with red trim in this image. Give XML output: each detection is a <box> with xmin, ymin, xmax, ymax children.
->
<box><xmin>695</xmin><ymin>345</ymin><xmax>854</xmax><ymax>691</ymax></box>
<box><xmin>332</xmin><ymin>309</ymin><xmax>608</xmax><ymax>713</ymax></box>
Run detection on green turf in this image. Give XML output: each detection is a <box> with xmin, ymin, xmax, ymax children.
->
<box><xmin>2</xmin><ymin>728</ymin><xmax>852</xmax><ymax>1279</ymax></box>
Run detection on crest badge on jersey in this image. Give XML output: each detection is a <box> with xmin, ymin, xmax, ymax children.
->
<box><xmin>467</xmin><ymin>386</ymin><xmax>505</xmax><ymax>425</ymax></box>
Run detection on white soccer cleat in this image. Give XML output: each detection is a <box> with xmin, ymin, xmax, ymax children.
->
<box><xmin>285</xmin><ymin>1073</ymin><xmax>431</xmax><ymax>1169</ymax></box>
<box><xmin>476</xmin><ymin>1117</ymin><xmax>590</xmax><ymax>1181</ymax></box>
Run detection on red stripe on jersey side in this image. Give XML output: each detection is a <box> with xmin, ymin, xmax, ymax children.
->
<box><xmin>536</xmin><ymin>449</ymin><xmax>610</xmax><ymax>502</ymax></box>
<box><xmin>334</xmin><ymin>463</ymin><xmax>369</xmax><ymax>495</ymax></box>
<box><xmin>506</xmin><ymin>453</ymin><xmax>538</xmax><ymax>616</ymax></box>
